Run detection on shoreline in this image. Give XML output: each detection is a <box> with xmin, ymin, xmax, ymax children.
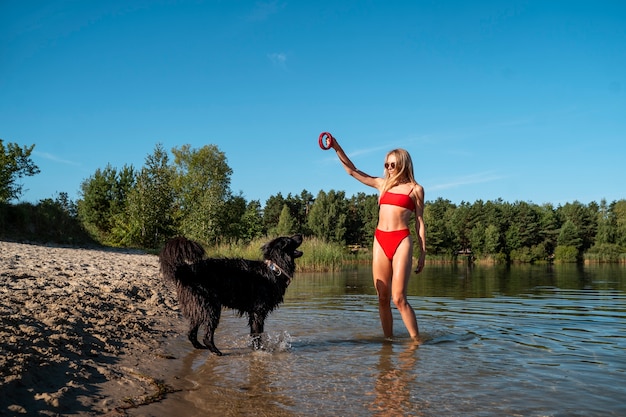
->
<box><xmin>0</xmin><ymin>240</ymin><xmax>186</xmax><ymax>416</ymax></box>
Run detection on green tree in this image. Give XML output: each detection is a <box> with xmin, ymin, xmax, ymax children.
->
<box><xmin>279</xmin><ymin>192</ymin><xmax>306</xmax><ymax>234</ymax></box>
<box><xmin>298</xmin><ymin>190</ymin><xmax>315</xmax><ymax>232</ymax></box>
<box><xmin>172</xmin><ymin>144</ymin><xmax>233</xmax><ymax>245</ymax></box>
<box><xmin>263</xmin><ymin>193</ymin><xmax>285</xmax><ymax>233</ymax></box>
<box><xmin>504</xmin><ymin>201</ymin><xmax>542</xmax><ymax>258</ymax></box>
<box><xmin>124</xmin><ymin>144</ymin><xmax>175</xmax><ymax>248</ymax></box>
<box><xmin>345</xmin><ymin>192</ymin><xmax>378</xmax><ymax>246</ymax></box>
<box><xmin>274</xmin><ymin>204</ymin><xmax>297</xmax><ymax>236</ymax></box>
<box><xmin>423</xmin><ymin>198</ymin><xmax>456</xmax><ymax>255</ymax></box>
<box><xmin>0</xmin><ymin>139</ymin><xmax>40</xmax><ymax>202</ymax></box>
<box><xmin>557</xmin><ymin>219</ymin><xmax>582</xmax><ymax>250</ymax></box>
<box><xmin>53</xmin><ymin>191</ymin><xmax>78</xmax><ymax>219</ymax></box>
<box><xmin>480</xmin><ymin>199</ymin><xmax>508</xmax><ymax>256</ymax></box>
<box><xmin>307</xmin><ymin>189</ymin><xmax>347</xmax><ymax>244</ymax></box>
<box><xmin>558</xmin><ymin>201</ymin><xmax>596</xmax><ymax>252</ymax></box>
<box><xmin>450</xmin><ymin>201</ymin><xmax>472</xmax><ymax>252</ymax></box>
<box><xmin>362</xmin><ymin>194</ymin><xmax>379</xmax><ymax>245</ymax></box>
<box><xmin>34</xmin><ymin>193</ymin><xmax>88</xmax><ymax>243</ymax></box>
<box><xmin>239</xmin><ymin>200</ymin><xmax>265</xmax><ymax>242</ymax></box>
<box><xmin>469</xmin><ymin>222</ymin><xmax>485</xmax><ymax>256</ymax></box>
<box><xmin>484</xmin><ymin>224</ymin><xmax>501</xmax><ymax>255</ymax></box>
<box><xmin>595</xmin><ymin>199</ymin><xmax>615</xmax><ymax>245</ymax></box>
<box><xmin>78</xmin><ymin>164</ymin><xmax>135</xmax><ymax>242</ymax></box>
<box><xmin>221</xmin><ymin>194</ymin><xmax>248</xmax><ymax>241</ymax></box>
<box><xmin>514</xmin><ymin>201</ymin><xmax>541</xmax><ymax>248</ymax></box>
<box><xmin>538</xmin><ymin>203</ymin><xmax>559</xmax><ymax>257</ymax></box>
<box><xmin>78</xmin><ymin>165</ymin><xmax>111</xmax><ymax>233</ymax></box>
<box><xmin>612</xmin><ymin>200</ymin><xmax>626</xmax><ymax>248</ymax></box>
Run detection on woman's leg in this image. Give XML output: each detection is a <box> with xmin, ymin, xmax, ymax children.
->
<box><xmin>372</xmin><ymin>237</ymin><xmax>393</xmax><ymax>338</ymax></box>
<box><xmin>392</xmin><ymin>237</ymin><xmax>419</xmax><ymax>339</ymax></box>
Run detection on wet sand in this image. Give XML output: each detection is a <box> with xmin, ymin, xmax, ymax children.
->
<box><xmin>0</xmin><ymin>240</ymin><xmax>186</xmax><ymax>416</ymax></box>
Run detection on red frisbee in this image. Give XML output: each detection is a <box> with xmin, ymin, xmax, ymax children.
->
<box><xmin>318</xmin><ymin>132</ymin><xmax>334</xmax><ymax>150</ymax></box>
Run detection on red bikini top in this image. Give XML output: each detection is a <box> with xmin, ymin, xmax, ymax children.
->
<box><xmin>379</xmin><ymin>189</ymin><xmax>415</xmax><ymax>211</ymax></box>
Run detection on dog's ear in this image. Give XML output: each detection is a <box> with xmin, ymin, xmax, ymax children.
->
<box><xmin>290</xmin><ymin>234</ymin><xmax>303</xmax><ymax>246</ymax></box>
<box><xmin>261</xmin><ymin>235</ymin><xmax>302</xmax><ymax>258</ymax></box>
<box><xmin>261</xmin><ymin>238</ymin><xmax>279</xmax><ymax>258</ymax></box>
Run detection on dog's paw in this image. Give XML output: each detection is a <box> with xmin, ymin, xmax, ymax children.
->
<box><xmin>251</xmin><ymin>336</ymin><xmax>263</xmax><ymax>350</ymax></box>
<box><xmin>208</xmin><ymin>347</ymin><xmax>223</xmax><ymax>356</ymax></box>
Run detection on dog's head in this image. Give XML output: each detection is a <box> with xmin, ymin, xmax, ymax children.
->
<box><xmin>261</xmin><ymin>234</ymin><xmax>303</xmax><ymax>262</ymax></box>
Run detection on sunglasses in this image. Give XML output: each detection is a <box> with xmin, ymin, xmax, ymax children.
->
<box><xmin>384</xmin><ymin>162</ymin><xmax>396</xmax><ymax>170</ymax></box>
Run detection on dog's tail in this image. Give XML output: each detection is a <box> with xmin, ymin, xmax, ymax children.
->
<box><xmin>159</xmin><ymin>236</ymin><xmax>205</xmax><ymax>283</ymax></box>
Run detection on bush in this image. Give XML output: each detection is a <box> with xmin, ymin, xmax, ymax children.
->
<box><xmin>585</xmin><ymin>243</ymin><xmax>624</xmax><ymax>263</ymax></box>
<box><xmin>510</xmin><ymin>247</ymin><xmax>534</xmax><ymax>263</ymax></box>
<box><xmin>0</xmin><ymin>198</ymin><xmax>93</xmax><ymax>245</ymax></box>
<box><xmin>554</xmin><ymin>245</ymin><xmax>579</xmax><ymax>263</ymax></box>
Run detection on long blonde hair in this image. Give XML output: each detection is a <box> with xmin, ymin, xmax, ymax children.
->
<box><xmin>381</xmin><ymin>148</ymin><xmax>417</xmax><ymax>195</ymax></box>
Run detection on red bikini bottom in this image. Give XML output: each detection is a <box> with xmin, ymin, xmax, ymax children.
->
<box><xmin>375</xmin><ymin>228</ymin><xmax>410</xmax><ymax>260</ymax></box>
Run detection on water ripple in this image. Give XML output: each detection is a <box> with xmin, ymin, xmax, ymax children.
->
<box><xmin>134</xmin><ymin>265</ymin><xmax>626</xmax><ymax>417</ymax></box>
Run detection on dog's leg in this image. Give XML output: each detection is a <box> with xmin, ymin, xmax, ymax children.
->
<box><xmin>202</xmin><ymin>307</ymin><xmax>223</xmax><ymax>356</ymax></box>
<box><xmin>248</xmin><ymin>311</ymin><xmax>267</xmax><ymax>350</ymax></box>
<box><xmin>187</xmin><ymin>323</ymin><xmax>205</xmax><ymax>350</ymax></box>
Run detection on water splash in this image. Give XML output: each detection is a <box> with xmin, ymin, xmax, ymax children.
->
<box><xmin>249</xmin><ymin>331</ymin><xmax>292</xmax><ymax>353</ymax></box>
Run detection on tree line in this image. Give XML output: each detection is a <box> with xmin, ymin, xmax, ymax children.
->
<box><xmin>2</xmin><ymin>139</ymin><xmax>626</xmax><ymax>263</ymax></box>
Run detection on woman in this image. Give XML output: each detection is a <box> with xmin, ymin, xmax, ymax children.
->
<box><xmin>329</xmin><ymin>137</ymin><xmax>426</xmax><ymax>341</ymax></box>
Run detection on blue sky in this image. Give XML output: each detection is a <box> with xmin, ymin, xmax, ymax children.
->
<box><xmin>2</xmin><ymin>0</ymin><xmax>625</xmax><ymax>207</ymax></box>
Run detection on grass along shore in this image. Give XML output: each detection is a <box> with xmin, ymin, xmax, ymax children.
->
<box><xmin>206</xmin><ymin>236</ymin><xmax>371</xmax><ymax>272</ymax></box>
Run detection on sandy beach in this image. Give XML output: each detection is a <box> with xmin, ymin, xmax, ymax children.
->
<box><xmin>0</xmin><ymin>240</ymin><xmax>186</xmax><ymax>416</ymax></box>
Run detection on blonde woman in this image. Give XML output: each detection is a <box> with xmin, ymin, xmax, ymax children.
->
<box><xmin>329</xmin><ymin>137</ymin><xmax>426</xmax><ymax>341</ymax></box>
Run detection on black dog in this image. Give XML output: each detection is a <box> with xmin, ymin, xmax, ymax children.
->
<box><xmin>159</xmin><ymin>235</ymin><xmax>303</xmax><ymax>355</ymax></box>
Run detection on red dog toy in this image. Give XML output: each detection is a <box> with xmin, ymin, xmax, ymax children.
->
<box><xmin>318</xmin><ymin>132</ymin><xmax>334</xmax><ymax>150</ymax></box>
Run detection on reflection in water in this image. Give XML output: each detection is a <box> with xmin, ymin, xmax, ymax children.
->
<box><xmin>406</xmin><ymin>262</ymin><xmax>626</xmax><ymax>298</ymax></box>
<box><xmin>370</xmin><ymin>341</ymin><xmax>421</xmax><ymax>417</ymax></box>
<box><xmin>174</xmin><ymin>347</ymin><xmax>296</xmax><ymax>417</ymax></box>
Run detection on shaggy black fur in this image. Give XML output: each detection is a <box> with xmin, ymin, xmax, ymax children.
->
<box><xmin>159</xmin><ymin>235</ymin><xmax>303</xmax><ymax>355</ymax></box>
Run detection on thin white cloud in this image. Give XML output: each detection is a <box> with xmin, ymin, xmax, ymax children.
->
<box><xmin>319</xmin><ymin>142</ymin><xmax>391</xmax><ymax>164</ymax></box>
<box><xmin>319</xmin><ymin>135</ymin><xmax>433</xmax><ymax>164</ymax></box>
<box><xmin>247</xmin><ymin>1</ymin><xmax>284</xmax><ymax>22</ymax></box>
<box><xmin>337</xmin><ymin>135</ymin><xmax>434</xmax><ymax>159</ymax></box>
<box><xmin>429</xmin><ymin>171</ymin><xmax>505</xmax><ymax>191</ymax></box>
<box><xmin>34</xmin><ymin>151</ymin><xmax>81</xmax><ymax>166</ymax></box>
<box><xmin>347</xmin><ymin>144</ymin><xmax>392</xmax><ymax>158</ymax></box>
<box><xmin>268</xmin><ymin>52</ymin><xmax>287</xmax><ymax>69</ymax></box>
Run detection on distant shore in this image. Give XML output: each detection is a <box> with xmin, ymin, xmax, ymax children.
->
<box><xmin>0</xmin><ymin>241</ymin><xmax>186</xmax><ymax>416</ymax></box>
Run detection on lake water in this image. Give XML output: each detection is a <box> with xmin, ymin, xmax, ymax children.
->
<box><xmin>131</xmin><ymin>263</ymin><xmax>626</xmax><ymax>417</ymax></box>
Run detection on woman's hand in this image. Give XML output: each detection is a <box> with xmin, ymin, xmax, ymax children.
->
<box><xmin>414</xmin><ymin>252</ymin><xmax>426</xmax><ymax>274</ymax></box>
<box><xmin>329</xmin><ymin>135</ymin><xmax>338</xmax><ymax>150</ymax></box>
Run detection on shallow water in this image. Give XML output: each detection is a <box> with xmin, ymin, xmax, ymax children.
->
<box><xmin>132</xmin><ymin>264</ymin><xmax>626</xmax><ymax>417</ymax></box>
